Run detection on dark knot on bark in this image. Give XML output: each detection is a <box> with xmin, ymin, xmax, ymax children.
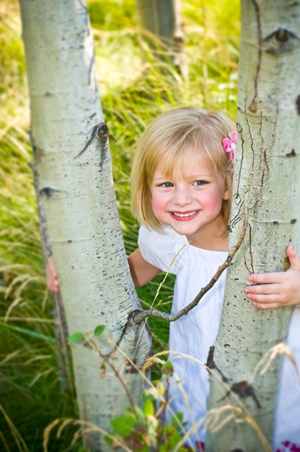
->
<box><xmin>97</xmin><ymin>123</ymin><xmax>109</xmax><ymax>138</ymax></box>
<box><xmin>275</xmin><ymin>28</ymin><xmax>290</xmax><ymax>42</ymax></box>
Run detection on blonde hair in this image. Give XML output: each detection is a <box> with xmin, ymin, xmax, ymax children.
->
<box><xmin>131</xmin><ymin>107</ymin><xmax>235</xmax><ymax>231</ymax></box>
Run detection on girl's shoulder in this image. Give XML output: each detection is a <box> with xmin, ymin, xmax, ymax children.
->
<box><xmin>138</xmin><ymin>225</ymin><xmax>187</xmax><ymax>273</ymax></box>
<box><xmin>138</xmin><ymin>225</ymin><xmax>228</xmax><ymax>272</ymax></box>
<box><xmin>139</xmin><ymin>224</ymin><xmax>186</xmax><ymax>246</ymax></box>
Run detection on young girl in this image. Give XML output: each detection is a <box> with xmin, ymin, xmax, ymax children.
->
<box><xmin>127</xmin><ymin>107</ymin><xmax>300</xmax><ymax>450</ymax></box>
<box><xmin>47</xmin><ymin>107</ymin><xmax>300</xmax><ymax>450</ymax></box>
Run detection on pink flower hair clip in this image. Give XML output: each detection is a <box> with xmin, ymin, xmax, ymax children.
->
<box><xmin>222</xmin><ymin>131</ymin><xmax>237</xmax><ymax>162</ymax></box>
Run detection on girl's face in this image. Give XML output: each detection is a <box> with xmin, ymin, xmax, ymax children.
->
<box><xmin>150</xmin><ymin>147</ymin><xmax>229</xmax><ymax>249</ymax></box>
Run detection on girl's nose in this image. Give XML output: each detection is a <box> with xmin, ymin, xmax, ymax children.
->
<box><xmin>173</xmin><ymin>187</ymin><xmax>192</xmax><ymax>206</ymax></box>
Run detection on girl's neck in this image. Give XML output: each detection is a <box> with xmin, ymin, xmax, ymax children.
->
<box><xmin>186</xmin><ymin>226</ymin><xmax>228</xmax><ymax>252</ymax></box>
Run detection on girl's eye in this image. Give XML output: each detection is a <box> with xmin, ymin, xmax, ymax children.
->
<box><xmin>161</xmin><ymin>182</ymin><xmax>174</xmax><ymax>187</ymax></box>
<box><xmin>193</xmin><ymin>180</ymin><xmax>206</xmax><ymax>186</ymax></box>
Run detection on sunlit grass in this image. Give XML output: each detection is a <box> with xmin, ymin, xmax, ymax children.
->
<box><xmin>0</xmin><ymin>0</ymin><xmax>240</xmax><ymax>449</ymax></box>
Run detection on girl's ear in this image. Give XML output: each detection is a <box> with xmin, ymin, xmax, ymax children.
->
<box><xmin>223</xmin><ymin>180</ymin><xmax>230</xmax><ymax>200</ymax></box>
<box><xmin>223</xmin><ymin>188</ymin><xmax>230</xmax><ymax>200</ymax></box>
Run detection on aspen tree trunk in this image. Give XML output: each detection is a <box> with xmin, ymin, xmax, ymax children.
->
<box><xmin>206</xmin><ymin>1</ymin><xmax>300</xmax><ymax>450</ymax></box>
<box><xmin>30</xmin><ymin>159</ymin><xmax>71</xmax><ymax>393</ymax></box>
<box><xmin>19</xmin><ymin>1</ymin><xmax>152</xmax><ymax>450</ymax></box>
<box><xmin>135</xmin><ymin>0</ymin><xmax>187</xmax><ymax>79</ymax></box>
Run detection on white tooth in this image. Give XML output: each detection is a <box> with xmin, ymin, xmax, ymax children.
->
<box><xmin>173</xmin><ymin>210</ymin><xmax>197</xmax><ymax>218</ymax></box>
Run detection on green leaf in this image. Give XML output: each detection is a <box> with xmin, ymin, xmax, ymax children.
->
<box><xmin>143</xmin><ymin>397</ymin><xmax>154</xmax><ymax>416</ymax></box>
<box><xmin>135</xmin><ymin>406</ymin><xmax>145</xmax><ymax>423</ymax></box>
<box><xmin>156</xmin><ymin>381</ymin><xmax>165</xmax><ymax>397</ymax></box>
<box><xmin>171</xmin><ymin>412</ymin><xmax>183</xmax><ymax>430</ymax></box>
<box><xmin>162</xmin><ymin>360</ymin><xmax>174</xmax><ymax>377</ymax></box>
<box><xmin>94</xmin><ymin>325</ymin><xmax>106</xmax><ymax>337</ymax></box>
<box><xmin>68</xmin><ymin>332</ymin><xmax>85</xmax><ymax>344</ymax></box>
<box><xmin>110</xmin><ymin>413</ymin><xmax>136</xmax><ymax>436</ymax></box>
<box><xmin>160</xmin><ymin>428</ymin><xmax>182</xmax><ymax>451</ymax></box>
<box><xmin>104</xmin><ymin>435</ymin><xmax>112</xmax><ymax>446</ymax></box>
<box><xmin>140</xmin><ymin>392</ymin><xmax>152</xmax><ymax>405</ymax></box>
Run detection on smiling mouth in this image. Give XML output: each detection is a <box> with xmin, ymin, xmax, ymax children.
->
<box><xmin>172</xmin><ymin>210</ymin><xmax>199</xmax><ymax>218</ymax></box>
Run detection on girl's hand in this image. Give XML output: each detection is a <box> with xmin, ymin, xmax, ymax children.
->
<box><xmin>244</xmin><ymin>245</ymin><xmax>300</xmax><ymax>310</ymax></box>
<box><xmin>46</xmin><ymin>255</ymin><xmax>60</xmax><ymax>293</ymax></box>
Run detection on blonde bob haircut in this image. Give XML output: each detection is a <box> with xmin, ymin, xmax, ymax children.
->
<box><xmin>131</xmin><ymin>107</ymin><xmax>235</xmax><ymax>232</ymax></box>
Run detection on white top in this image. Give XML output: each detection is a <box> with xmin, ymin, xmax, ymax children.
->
<box><xmin>138</xmin><ymin>225</ymin><xmax>300</xmax><ymax>449</ymax></box>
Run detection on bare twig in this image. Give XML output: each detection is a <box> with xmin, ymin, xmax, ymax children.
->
<box><xmin>89</xmin><ymin>338</ymin><xmax>137</xmax><ymax>416</ymax></box>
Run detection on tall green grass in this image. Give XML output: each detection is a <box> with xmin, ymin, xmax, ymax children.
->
<box><xmin>0</xmin><ymin>0</ymin><xmax>239</xmax><ymax>449</ymax></box>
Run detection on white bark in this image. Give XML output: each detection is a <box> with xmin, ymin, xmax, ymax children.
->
<box><xmin>206</xmin><ymin>1</ymin><xmax>300</xmax><ymax>450</ymax></box>
<box><xmin>19</xmin><ymin>1</ymin><xmax>152</xmax><ymax>450</ymax></box>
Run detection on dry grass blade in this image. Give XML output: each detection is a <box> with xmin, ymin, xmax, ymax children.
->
<box><xmin>150</xmin><ymin>243</ymin><xmax>186</xmax><ymax>310</ymax></box>
<box><xmin>4</xmin><ymin>297</ymin><xmax>22</xmax><ymax>322</ymax></box>
<box><xmin>43</xmin><ymin>418</ymin><xmax>132</xmax><ymax>452</ymax></box>
<box><xmin>43</xmin><ymin>419</ymin><xmax>61</xmax><ymax>452</ymax></box>
<box><xmin>4</xmin><ymin>274</ymin><xmax>32</xmax><ymax>300</ymax></box>
<box><xmin>24</xmin><ymin>355</ymin><xmax>52</xmax><ymax>365</ymax></box>
<box><xmin>28</xmin><ymin>367</ymin><xmax>55</xmax><ymax>387</ymax></box>
<box><xmin>251</xmin><ymin>342</ymin><xmax>299</xmax><ymax>382</ymax></box>
<box><xmin>56</xmin><ymin>418</ymin><xmax>74</xmax><ymax>438</ymax></box>
<box><xmin>69</xmin><ymin>428</ymin><xmax>84</xmax><ymax>448</ymax></box>
<box><xmin>142</xmin><ymin>356</ymin><xmax>166</xmax><ymax>373</ymax></box>
<box><xmin>0</xmin><ymin>349</ymin><xmax>21</xmax><ymax>365</ymax></box>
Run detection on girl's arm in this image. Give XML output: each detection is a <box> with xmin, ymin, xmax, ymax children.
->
<box><xmin>128</xmin><ymin>248</ymin><xmax>161</xmax><ymax>288</ymax></box>
<box><xmin>244</xmin><ymin>245</ymin><xmax>300</xmax><ymax>310</ymax></box>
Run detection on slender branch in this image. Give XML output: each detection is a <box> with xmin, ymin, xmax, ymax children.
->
<box><xmin>134</xmin><ymin>213</ymin><xmax>248</xmax><ymax>325</ymax></box>
<box><xmin>90</xmin><ymin>338</ymin><xmax>137</xmax><ymax>415</ymax></box>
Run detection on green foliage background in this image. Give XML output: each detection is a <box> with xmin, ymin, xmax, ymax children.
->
<box><xmin>0</xmin><ymin>0</ymin><xmax>239</xmax><ymax>450</ymax></box>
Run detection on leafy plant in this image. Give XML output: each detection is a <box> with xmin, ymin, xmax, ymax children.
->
<box><xmin>106</xmin><ymin>362</ymin><xmax>191</xmax><ymax>452</ymax></box>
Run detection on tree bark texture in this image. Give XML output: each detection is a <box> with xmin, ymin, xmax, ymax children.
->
<box><xmin>19</xmin><ymin>1</ymin><xmax>152</xmax><ymax>450</ymax></box>
<box><xmin>206</xmin><ymin>1</ymin><xmax>300</xmax><ymax>451</ymax></box>
<box><xmin>135</xmin><ymin>0</ymin><xmax>187</xmax><ymax>79</ymax></box>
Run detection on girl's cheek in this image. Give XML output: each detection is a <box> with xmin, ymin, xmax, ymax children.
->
<box><xmin>151</xmin><ymin>198</ymin><xmax>165</xmax><ymax>221</ymax></box>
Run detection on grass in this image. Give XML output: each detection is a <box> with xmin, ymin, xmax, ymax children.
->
<box><xmin>0</xmin><ymin>0</ymin><xmax>240</xmax><ymax>450</ymax></box>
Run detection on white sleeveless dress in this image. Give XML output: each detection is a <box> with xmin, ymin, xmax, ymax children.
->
<box><xmin>138</xmin><ymin>225</ymin><xmax>300</xmax><ymax>450</ymax></box>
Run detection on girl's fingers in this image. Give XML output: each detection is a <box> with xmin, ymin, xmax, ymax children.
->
<box><xmin>252</xmin><ymin>301</ymin><xmax>282</xmax><ymax>310</ymax></box>
<box><xmin>46</xmin><ymin>256</ymin><xmax>60</xmax><ymax>292</ymax></box>
<box><xmin>246</xmin><ymin>292</ymin><xmax>289</xmax><ymax>309</ymax></box>
<box><xmin>246</xmin><ymin>292</ymin><xmax>283</xmax><ymax>305</ymax></box>
<box><xmin>287</xmin><ymin>245</ymin><xmax>300</xmax><ymax>270</ymax></box>
<box><xmin>51</xmin><ymin>279</ymin><xmax>60</xmax><ymax>292</ymax></box>
<box><xmin>245</xmin><ymin>284</ymin><xmax>290</xmax><ymax>306</ymax></box>
<box><xmin>245</xmin><ymin>283</ymin><xmax>281</xmax><ymax>296</ymax></box>
<box><xmin>247</xmin><ymin>272</ymin><xmax>283</xmax><ymax>284</ymax></box>
<box><xmin>245</xmin><ymin>247</ymin><xmax>300</xmax><ymax>309</ymax></box>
